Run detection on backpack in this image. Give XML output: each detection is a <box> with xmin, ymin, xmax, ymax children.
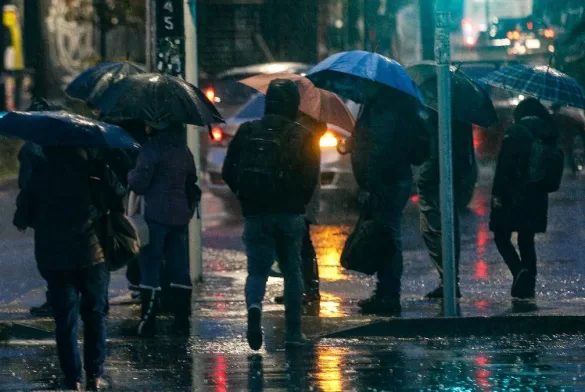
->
<box><xmin>527</xmin><ymin>138</ymin><xmax>564</xmax><ymax>193</ymax></box>
<box><xmin>237</xmin><ymin>120</ymin><xmax>299</xmax><ymax>202</ymax></box>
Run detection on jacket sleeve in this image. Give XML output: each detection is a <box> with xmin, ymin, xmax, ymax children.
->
<box><xmin>128</xmin><ymin>145</ymin><xmax>159</xmax><ymax>195</ymax></box>
<box><xmin>222</xmin><ymin>124</ymin><xmax>247</xmax><ymax>194</ymax></box>
<box><xmin>13</xmin><ymin>171</ymin><xmax>37</xmax><ymax>229</ymax></box>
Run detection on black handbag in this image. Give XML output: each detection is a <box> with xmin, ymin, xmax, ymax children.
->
<box><xmin>101</xmin><ymin>211</ymin><xmax>141</xmax><ymax>272</ymax></box>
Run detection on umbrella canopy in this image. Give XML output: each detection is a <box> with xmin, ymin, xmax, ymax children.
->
<box><xmin>407</xmin><ymin>62</ymin><xmax>498</xmax><ymax>127</ymax></box>
<box><xmin>0</xmin><ymin>111</ymin><xmax>140</xmax><ymax>150</ymax></box>
<box><xmin>66</xmin><ymin>62</ymin><xmax>147</xmax><ymax>104</ymax></box>
<box><xmin>93</xmin><ymin>73</ymin><xmax>224</xmax><ymax>126</ymax></box>
<box><xmin>480</xmin><ymin>64</ymin><xmax>585</xmax><ymax>110</ymax></box>
<box><xmin>307</xmin><ymin>50</ymin><xmax>424</xmax><ymax>105</ymax></box>
<box><xmin>239</xmin><ymin>73</ymin><xmax>355</xmax><ymax>132</ymax></box>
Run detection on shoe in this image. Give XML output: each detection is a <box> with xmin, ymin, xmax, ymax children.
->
<box><xmin>86</xmin><ymin>376</ymin><xmax>109</xmax><ymax>391</ymax></box>
<box><xmin>424</xmin><ymin>285</ymin><xmax>462</xmax><ymax>299</ymax></box>
<box><xmin>247</xmin><ymin>306</ymin><xmax>263</xmax><ymax>350</ymax></box>
<box><xmin>512</xmin><ymin>269</ymin><xmax>535</xmax><ymax>299</ymax></box>
<box><xmin>64</xmin><ymin>381</ymin><xmax>81</xmax><ymax>391</ymax></box>
<box><xmin>137</xmin><ymin>288</ymin><xmax>159</xmax><ymax>337</ymax></box>
<box><xmin>275</xmin><ymin>291</ymin><xmax>321</xmax><ymax>305</ymax></box>
<box><xmin>358</xmin><ymin>294</ymin><xmax>401</xmax><ymax>316</ymax></box>
<box><xmin>170</xmin><ymin>286</ymin><xmax>192</xmax><ymax>335</ymax></box>
<box><xmin>29</xmin><ymin>301</ymin><xmax>53</xmax><ymax>317</ymax></box>
<box><xmin>285</xmin><ymin>333</ymin><xmax>309</xmax><ymax>348</ymax></box>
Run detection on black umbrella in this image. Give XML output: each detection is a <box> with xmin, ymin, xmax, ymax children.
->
<box><xmin>93</xmin><ymin>73</ymin><xmax>224</xmax><ymax>126</ymax></box>
<box><xmin>66</xmin><ymin>62</ymin><xmax>147</xmax><ymax>104</ymax></box>
<box><xmin>407</xmin><ymin>62</ymin><xmax>498</xmax><ymax>127</ymax></box>
<box><xmin>0</xmin><ymin>111</ymin><xmax>140</xmax><ymax>150</ymax></box>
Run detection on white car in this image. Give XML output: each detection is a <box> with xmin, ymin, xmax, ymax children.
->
<box><xmin>205</xmin><ymin>94</ymin><xmax>359</xmax><ymax>203</ymax></box>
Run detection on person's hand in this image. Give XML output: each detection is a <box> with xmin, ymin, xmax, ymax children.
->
<box><xmin>492</xmin><ymin>197</ymin><xmax>503</xmax><ymax>209</ymax></box>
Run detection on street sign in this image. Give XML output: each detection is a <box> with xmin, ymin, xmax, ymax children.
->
<box><xmin>155</xmin><ymin>0</ymin><xmax>185</xmax><ymax>78</ymax></box>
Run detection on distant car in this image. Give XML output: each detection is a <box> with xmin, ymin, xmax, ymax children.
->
<box><xmin>205</xmin><ymin>94</ymin><xmax>359</xmax><ymax>204</ymax></box>
<box><xmin>199</xmin><ymin>62</ymin><xmax>314</xmax><ymax>118</ymax></box>
<box><xmin>490</xmin><ymin>17</ymin><xmax>556</xmax><ymax>56</ymax></box>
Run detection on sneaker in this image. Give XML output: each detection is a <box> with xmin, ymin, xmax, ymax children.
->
<box><xmin>285</xmin><ymin>333</ymin><xmax>309</xmax><ymax>348</ymax></box>
<box><xmin>86</xmin><ymin>376</ymin><xmax>109</xmax><ymax>391</ymax></box>
<box><xmin>424</xmin><ymin>285</ymin><xmax>462</xmax><ymax>299</ymax></box>
<box><xmin>246</xmin><ymin>306</ymin><xmax>263</xmax><ymax>351</ymax></box>
<box><xmin>358</xmin><ymin>295</ymin><xmax>401</xmax><ymax>316</ymax></box>
<box><xmin>29</xmin><ymin>301</ymin><xmax>53</xmax><ymax>317</ymax></box>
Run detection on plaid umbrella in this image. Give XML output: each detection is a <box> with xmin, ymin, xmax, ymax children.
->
<box><xmin>480</xmin><ymin>64</ymin><xmax>585</xmax><ymax>110</ymax></box>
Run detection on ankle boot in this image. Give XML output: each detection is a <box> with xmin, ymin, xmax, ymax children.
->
<box><xmin>137</xmin><ymin>288</ymin><xmax>159</xmax><ymax>337</ymax></box>
<box><xmin>170</xmin><ymin>285</ymin><xmax>192</xmax><ymax>334</ymax></box>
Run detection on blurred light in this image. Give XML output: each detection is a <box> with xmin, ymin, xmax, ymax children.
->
<box><xmin>527</xmin><ymin>21</ymin><xmax>534</xmax><ymax>30</ymax></box>
<box><xmin>543</xmin><ymin>28</ymin><xmax>555</xmax><ymax>39</ymax></box>
<box><xmin>518</xmin><ymin>94</ymin><xmax>525</xmax><ymax>100</ymax></box>
<box><xmin>210</xmin><ymin>127</ymin><xmax>224</xmax><ymax>142</ymax></box>
<box><xmin>320</xmin><ymin>131</ymin><xmax>338</xmax><ymax>148</ymax></box>
<box><xmin>475</xmin><ymin>355</ymin><xmax>489</xmax><ymax>366</ymax></box>
<box><xmin>548</xmin><ymin>44</ymin><xmax>555</xmax><ymax>53</ymax></box>
<box><xmin>319</xmin><ymin>292</ymin><xmax>343</xmax><ymax>318</ymax></box>
<box><xmin>334</xmin><ymin>19</ymin><xmax>344</xmax><ymax>29</ymax></box>
<box><xmin>411</xmin><ymin>194</ymin><xmax>419</xmax><ymax>203</ymax></box>
<box><xmin>462</xmin><ymin>18</ymin><xmax>473</xmax><ymax>32</ymax></box>
<box><xmin>506</xmin><ymin>30</ymin><xmax>521</xmax><ymax>40</ymax></box>
<box><xmin>205</xmin><ymin>88</ymin><xmax>215</xmax><ymax>102</ymax></box>
<box><xmin>317</xmin><ymin>346</ymin><xmax>344</xmax><ymax>391</ymax></box>
<box><xmin>475</xmin><ymin>261</ymin><xmax>489</xmax><ymax>280</ymax></box>
<box><xmin>213</xmin><ymin>355</ymin><xmax>228</xmax><ymax>392</ymax></box>
<box><xmin>465</xmin><ymin>37</ymin><xmax>477</xmax><ymax>46</ymax></box>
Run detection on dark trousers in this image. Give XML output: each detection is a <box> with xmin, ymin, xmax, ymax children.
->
<box><xmin>40</xmin><ymin>264</ymin><xmax>110</xmax><ymax>385</ymax></box>
<box><xmin>301</xmin><ymin>219</ymin><xmax>319</xmax><ymax>293</ymax></box>
<box><xmin>493</xmin><ymin>230</ymin><xmax>537</xmax><ymax>278</ymax></box>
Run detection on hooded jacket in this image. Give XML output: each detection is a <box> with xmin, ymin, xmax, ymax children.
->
<box><xmin>222</xmin><ymin>79</ymin><xmax>320</xmax><ymax>217</ymax></box>
<box><xmin>128</xmin><ymin>125</ymin><xmax>198</xmax><ymax>227</ymax></box>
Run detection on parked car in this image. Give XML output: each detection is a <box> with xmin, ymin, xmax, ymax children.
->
<box><xmin>205</xmin><ymin>94</ymin><xmax>359</xmax><ymax>206</ymax></box>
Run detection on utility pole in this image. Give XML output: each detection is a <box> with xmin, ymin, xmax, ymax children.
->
<box><xmin>435</xmin><ymin>0</ymin><xmax>457</xmax><ymax>317</ymax></box>
<box><xmin>184</xmin><ymin>0</ymin><xmax>203</xmax><ymax>284</ymax></box>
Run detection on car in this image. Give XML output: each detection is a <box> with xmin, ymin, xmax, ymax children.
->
<box><xmin>205</xmin><ymin>94</ymin><xmax>359</xmax><ymax>207</ymax></box>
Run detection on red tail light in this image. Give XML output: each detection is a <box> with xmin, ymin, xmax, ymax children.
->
<box><xmin>526</xmin><ymin>21</ymin><xmax>534</xmax><ymax>30</ymax></box>
<box><xmin>209</xmin><ymin>127</ymin><xmax>224</xmax><ymax>142</ymax></box>
<box><xmin>205</xmin><ymin>88</ymin><xmax>216</xmax><ymax>102</ymax></box>
<box><xmin>543</xmin><ymin>28</ymin><xmax>555</xmax><ymax>39</ymax></box>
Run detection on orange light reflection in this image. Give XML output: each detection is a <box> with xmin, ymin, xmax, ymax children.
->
<box><xmin>316</xmin><ymin>346</ymin><xmax>344</xmax><ymax>392</ymax></box>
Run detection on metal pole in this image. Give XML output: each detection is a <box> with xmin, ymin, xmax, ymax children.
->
<box><xmin>184</xmin><ymin>0</ymin><xmax>203</xmax><ymax>283</ymax></box>
<box><xmin>435</xmin><ymin>0</ymin><xmax>457</xmax><ymax>316</ymax></box>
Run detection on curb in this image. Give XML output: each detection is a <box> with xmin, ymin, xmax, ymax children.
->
<box><xmin>322</xmin><ymin>314</ymin><xmax>585</xmax><ymax>339</ymax></box>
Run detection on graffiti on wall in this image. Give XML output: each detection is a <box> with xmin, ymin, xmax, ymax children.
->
<box><xmin>45</xmin><ymin>0</ymin><xmax>96</xmax><ymax>89</ymax></box>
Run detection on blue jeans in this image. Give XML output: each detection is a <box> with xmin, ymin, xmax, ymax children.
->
<box><xmin>243</xmin><ymin>214</ymin><xmax>305</xmax><ymax>328</ymax></box>
<box><xmin>40</xmin><ymin>263</ymin><xmax>110</xmax><ymax>385</ymax></box>
<box><xmin>368</xmin><ymin>180</ymin><xmax>413</xmax><ymax>297</ymax></box>
<box><xmin>140</xmin><ymin>221</ymin><xmax>191</xmax><ymax>289</ymax></box>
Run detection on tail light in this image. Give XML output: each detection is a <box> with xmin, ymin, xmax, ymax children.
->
<box><xmin>526</xmin><ymin>21</ymin><xmax>533</xmax><ymax>30</ymax></box>
<box><xmin>209</xmin><ymin>127</ymin><xmax>224</xmax><ymax>142</ymax></box>
<box><xmin>205</xmin><ymin>88</ymin><xmax>216</xmax><ymax>102</ymax></box>
<box><xmin>506</xmin><ymin>30</ymin><xmax>521</xmax><ymax>40</ymax></box>
<box><xmin>319</xmin><ymin>131</ymin><xmax>338</xmax><ymax>148</ymax></box>
<box><xmin>543</xmin><ymin>28</ymin><xmax>555</xmax><ymax>39</ymax></box>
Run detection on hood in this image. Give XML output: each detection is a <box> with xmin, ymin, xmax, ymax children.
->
<box><xmin>519</xmin><ymin>116</ymin><xmax>558</xmax><ymax>145</ymax></box>
<box><xmin>264</xmin><ymin>79</ymin><xmax>300</xmax><ymax>120</ymax></box>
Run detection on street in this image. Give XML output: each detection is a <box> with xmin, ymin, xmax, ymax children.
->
<box><xmin>3</xmin><ymin>163</ymin><xmax>585</xmax><ymax>390</ymax></box>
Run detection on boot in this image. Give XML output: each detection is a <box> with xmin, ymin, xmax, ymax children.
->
<box><xmin>137</xmin><ymin>288</ymin><xmax>159</xmax><ymax>337</ymax></box>
<box><xmin>170</xmin><ymin>285</ymin><xmax>192</xmax><ymax>335</ymax></box>
<box><xmin>358</xmin><ymin>292</ymin><xmax>401</xmax><ymax>316</ymax></box>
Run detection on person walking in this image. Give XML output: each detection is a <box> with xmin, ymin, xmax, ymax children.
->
<box><xmin>275</xmin><ymin>113</ymin><xmax>325</xmax><ymax>306</ymax></box>
<box><xmin>353</xmin><ymin>89</ymin><xmax>429</xmax><ymax>315</ymax></box>
<box><xmin>13</xmin><ymin>147</ymin><xmax>125</xmax><ymax>391</ymax></box>
<box><xmin>418</xmin><ymin>112</ymin><xmax>477</xmax><ymax>298</ymax></box>
<box><xmin>490</xmin><ymin>98</ymin><xmax>561</xmax><ymax>300</ymax></box>
<box><xmin>128</xmin><ymin>123</ymin><xmax>198</xmax><ymax>337</ymax></box>
<box><xmin>222</xmin><ymin>79</ymin><xmax>320</xmax><ymax>350</ymax></box>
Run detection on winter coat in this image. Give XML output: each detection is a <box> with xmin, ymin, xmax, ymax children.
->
<box><xmin>222</xmin><ymin>80</ymin><xmax>320</xmax><ymax>217</ymax></box>
<box><xmin>351</xmin><ymin>97</ymin><xmax>429</xmax><ymax>192</ymax></box>
<box><xmin>417</xmin><ymin>118</ymin><xmax>477</xmax><ymax>208</ymax></box>
<box><xmin>128</xmin><ymin>126</ymin><xmax>198</xmax><ymax>227</ymax></box>
<box><xmin>489</xmin><ymin>116</ymin><xmax>556</xmax><ymax>233</ymax></box>
<box><xmin>13</xmin><ymin>147</ymin><xmax>125</xmax><ymax>271</ymax></box>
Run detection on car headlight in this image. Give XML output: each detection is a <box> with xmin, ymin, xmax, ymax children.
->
<box><xmin>319</xmin><ymin>131</ymin><xmax>338</xmax><ymax>148</ymax></box>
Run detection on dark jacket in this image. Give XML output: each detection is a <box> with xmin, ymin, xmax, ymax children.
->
<box><xmin>222</xmin><ymin>80</ymin><xmax>320</xmax><ymax>217</ymax></box>
<box><xmin>13</xmin><ymin>147</ymin><xmax>125</xmax><ymax>271</ymax></box>
<box><xmin>490</xmin><ymin>116</ymin><xmax>556</xmax><ymax>233</ymax></box>
<box><xmin>17</xmin><ymin>142</ymin><xmax>45</xmax><ymax>190</ymax></box>
<box><xmin>351</xmin><ymin>96</ymin><xmax>428</xmax><ymax>191</ymax></box>
<box><xmin>128</xmin><ymin>126</ymin><xmax>197</xmax><ymax>227</ymax></box>
<box><xmin>417</xmin><ymin>117</ymin><xmax>477</xmax><ymax>207</ymax></box>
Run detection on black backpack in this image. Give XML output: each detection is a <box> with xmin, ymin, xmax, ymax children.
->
<box><xmin>527</xmin><ymin>138</ymin><xmax>564</xmax><ymax>193</ymax></box>
<box><xmin>237</xmin><ymin>120</ymin><xmax>297</xmax><ymax>202</ymax></box>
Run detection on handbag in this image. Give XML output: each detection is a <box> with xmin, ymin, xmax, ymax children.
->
<box><xmin>126</xmin><ymin>191</ymin><xmax>150</xmax><ymax>247</ymax></box>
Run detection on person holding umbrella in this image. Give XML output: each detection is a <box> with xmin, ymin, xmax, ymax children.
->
<box><xmin>490</xmin><ymin>98</ymin><xmax>562</xmax><ymax>300</ymax></box>
<box><xmin>7</xmin><ymin>112</ymin><xmax>136</xmax><ymax>391</ymax></box>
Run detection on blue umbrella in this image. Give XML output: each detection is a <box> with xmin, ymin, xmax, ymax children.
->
<box><xmin>0</xmin><ymin>111</ymin><xmax>140</xmax><ymax>150</ymax></box>
<box><xmin>480</xmin><ymin>64</ymin><xmax>585</xmax><ymax>110</ymax></box>
<box><xmin>307</xmin><ymin>50</ymin><xmax>424</xmax><ymax>104</ymax></box>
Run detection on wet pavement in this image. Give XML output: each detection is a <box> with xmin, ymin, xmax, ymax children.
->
<box><xmin>3</xmin><ymin>165</ymin><xmax>585</xmax><ymax>390</ymax></box>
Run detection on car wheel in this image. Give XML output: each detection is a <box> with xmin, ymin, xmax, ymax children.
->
<box><xmin>570</xmin><ymin>131</ymin><xmax>585</xmax><ymax>175</ymax></box>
